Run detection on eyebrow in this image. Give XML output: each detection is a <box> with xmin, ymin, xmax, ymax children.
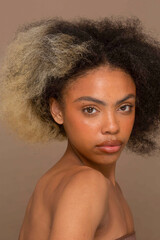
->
<box><xmin>73</xmin><ymin>94</ymin><xmax>136</xmax><ymax>106</ymax></box>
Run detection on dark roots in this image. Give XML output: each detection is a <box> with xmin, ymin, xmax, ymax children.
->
<box><xmin>0</xmin><ymin>16</ymin><xmax>160</xmax><ymax>155</ymax></box>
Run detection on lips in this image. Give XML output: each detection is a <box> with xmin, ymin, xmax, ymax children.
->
<box><xmin>96</xmin><ymin>140</ymin><xmax>123</xmax><ymax>153</ymax></box>
<box><xmin>97</xmin><ymin>139</ymin><xmax>123</xmax><ymax>147</ymax></box>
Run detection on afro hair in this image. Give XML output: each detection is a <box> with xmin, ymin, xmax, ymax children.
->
<box><xmin>0</xmin><ymin>16</ymin><xmax>160</xmax><ymax>155</ymax></box>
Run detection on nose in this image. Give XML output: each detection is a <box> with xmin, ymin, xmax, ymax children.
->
<box><xmin>101</xmin><ymin>111</ymin><xmax>120</xmax><ymax>135</ymax></box>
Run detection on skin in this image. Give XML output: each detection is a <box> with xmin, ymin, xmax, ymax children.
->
<box><xmin>56</xmin><ymin>66</ymin><xmax>136</xmax><ymax>184</ymax></box>
<box><xmin>18</xmin><ymin>66</ymin><xmax>136</xmax><ymax>240</ymax></box>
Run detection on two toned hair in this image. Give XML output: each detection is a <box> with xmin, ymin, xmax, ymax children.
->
<box><xmin>0</xmin><ymin>17</ymin><xmax>160</xmax><ymax>155</ymax></box>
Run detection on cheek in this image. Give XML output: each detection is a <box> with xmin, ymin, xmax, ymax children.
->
<box><xmin>120</xmin><ymin>114</ymin><xmax>135</xmax><ymax>136</ymax></box>
<box><xmin>63</xmin><ymin>110</ymin><xmax>100</xmax><ymax>146</ymax></box>
<box><xmin>64</xmin><ymin>115</ymin><xmax>98</xmax><ymax>136</ymax></box>
<box><xmin>63</xmin><ymin>117</ymin><xmax>97</xmax><ymax>153</ymax></box>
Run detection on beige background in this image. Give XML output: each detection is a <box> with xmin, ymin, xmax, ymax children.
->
<box><xmin>0</xmin><ymin>0</ymin><xmax>160</xmax><ymax>239</ymax></box>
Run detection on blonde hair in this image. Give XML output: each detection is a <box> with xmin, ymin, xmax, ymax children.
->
<box><xmin>0</xmin><ymin>17</ymin><xmax>160</xmax><ymax>154</ymax></box>
<box><xmin>0</xmin><ymin>19</ymin><xmax>90</xmax><ymax>143</ymax></box>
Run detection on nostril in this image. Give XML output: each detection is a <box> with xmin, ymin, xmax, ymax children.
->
<box><xmin>101</xmin><ymin>116</ymin><xmax>120</xmax><ymax>134</ymax></box>
<box><xmin>103</xmin><ymin>127</ymin><xmax>119</xmax><ymax>135</ymax></box>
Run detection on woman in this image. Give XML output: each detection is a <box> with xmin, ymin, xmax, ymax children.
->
<box><xmin>0</xmin><ymin>17</ymin><xmax>160</xmax><ymax>240</ymax></box>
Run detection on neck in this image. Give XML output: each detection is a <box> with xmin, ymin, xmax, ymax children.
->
<box><xmin>62</xmin><ymin>140</ymin><xmax>117</xmax><ymax>186</ymax></box>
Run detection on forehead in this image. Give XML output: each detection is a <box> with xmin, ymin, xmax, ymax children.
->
<box><xmin>63</xmin><ymin>66</ymin><xmax>136</xmax><ymax>101</ymax></box>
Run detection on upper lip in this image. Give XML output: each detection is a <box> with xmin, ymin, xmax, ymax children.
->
<box><xmin>97</xmin><ymin>140</ymin><xmax>123</xmax><ymax>146</ymax></box>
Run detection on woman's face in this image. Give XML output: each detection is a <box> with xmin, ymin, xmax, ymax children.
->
<box><xmin>52</xmin><ymin>66</ymin><xmax>136</xmax><ymax>165</ymax></box>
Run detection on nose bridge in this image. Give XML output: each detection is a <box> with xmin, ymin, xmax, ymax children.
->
<box><xmin>101</xmin><ymin>109</ymin><xmax>119</xmax><ymax>134</ymax></box>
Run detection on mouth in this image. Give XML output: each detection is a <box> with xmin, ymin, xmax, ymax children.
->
<box><xmin>96</xmin><ymin>139</ymin><xmax>123</xmax><ymax>153</ymax></box>
<box><xmin>96</xmin><ymin>143</ymin><xmax>122</xmax><ymax>153</ymax></box>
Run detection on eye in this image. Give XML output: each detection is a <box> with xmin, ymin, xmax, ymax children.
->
<box><xmin>119</xmin><ymin>104</ymin><xmax>134</xmax><ymax>112</ymax></box>
<box><xmin>82</xmin><ymin>106</ymin><xmax>98</xmax><ymax>114</ymax></box>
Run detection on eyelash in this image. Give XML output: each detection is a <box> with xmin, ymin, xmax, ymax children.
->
<box><xmin>82</xmin><ymin>105</ymin><xmax>134</xmax><ymax>115</ymax></box>
<box><xmin>119</xmin><ymin>105</ymin><xmax>134</xmax><ymax>112</ymax></box>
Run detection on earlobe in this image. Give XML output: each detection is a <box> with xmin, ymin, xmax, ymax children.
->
<box><xmin>49</xmin><ymin>98</ymin><xmax>64</xmax><ymax>125</ymax></box>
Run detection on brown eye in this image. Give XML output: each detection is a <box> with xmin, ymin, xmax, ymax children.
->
<box><xmin>119</xmin><ymin>105</ymin><xmax>133</xmax><ymax>112</ymax></box>
<box><xmin>83</xmin><ymin>107</ymin><xmax>97</xmax><ymax>114</ymax></box>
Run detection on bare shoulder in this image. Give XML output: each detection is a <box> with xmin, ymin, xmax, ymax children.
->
<box><xmin>68</xmin><ymin>166</ymin><xmax>110</xmax><ymax>190</ymax></box>
<box><xmin>64</xmin><ymin>166</ymin><xmax>110</xmax><ymax>202</ymax></box>
<box><xmin>56</xmin><ymin>166</ymin><xmax>110</xmax><ymax>214</ymax></box>
<box><xmin>49</xmin><ymin>167</ymin><xmax>110</xmax><ymax>240</ymax></box>
<box><xmin>31</xmin><ymin>165</ymin><xmax>110</xmax><ymax>205</ymax></box>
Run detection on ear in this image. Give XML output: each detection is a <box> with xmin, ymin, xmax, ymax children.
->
<box><xmin>49</xmin><ymin>98</ymin><xmax>64</xmax><ymax>125</ymax></box>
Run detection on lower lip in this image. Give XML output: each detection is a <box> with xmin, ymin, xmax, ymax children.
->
<box><xmin>97</xmin><ymin>145</ymin><xmax>122</xmax><ymax>153</ymax></box>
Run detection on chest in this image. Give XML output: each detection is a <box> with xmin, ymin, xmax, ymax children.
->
<box><xmin>94</xmin><ymin>187</ymin><xmax>135</xmax><ymax>240</ymax></box>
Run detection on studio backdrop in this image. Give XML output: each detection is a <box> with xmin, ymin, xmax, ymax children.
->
<box><xmin>0</xmin><ymin>1</ymin><xmax>160</xmax><ymax>240</ymax></box>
